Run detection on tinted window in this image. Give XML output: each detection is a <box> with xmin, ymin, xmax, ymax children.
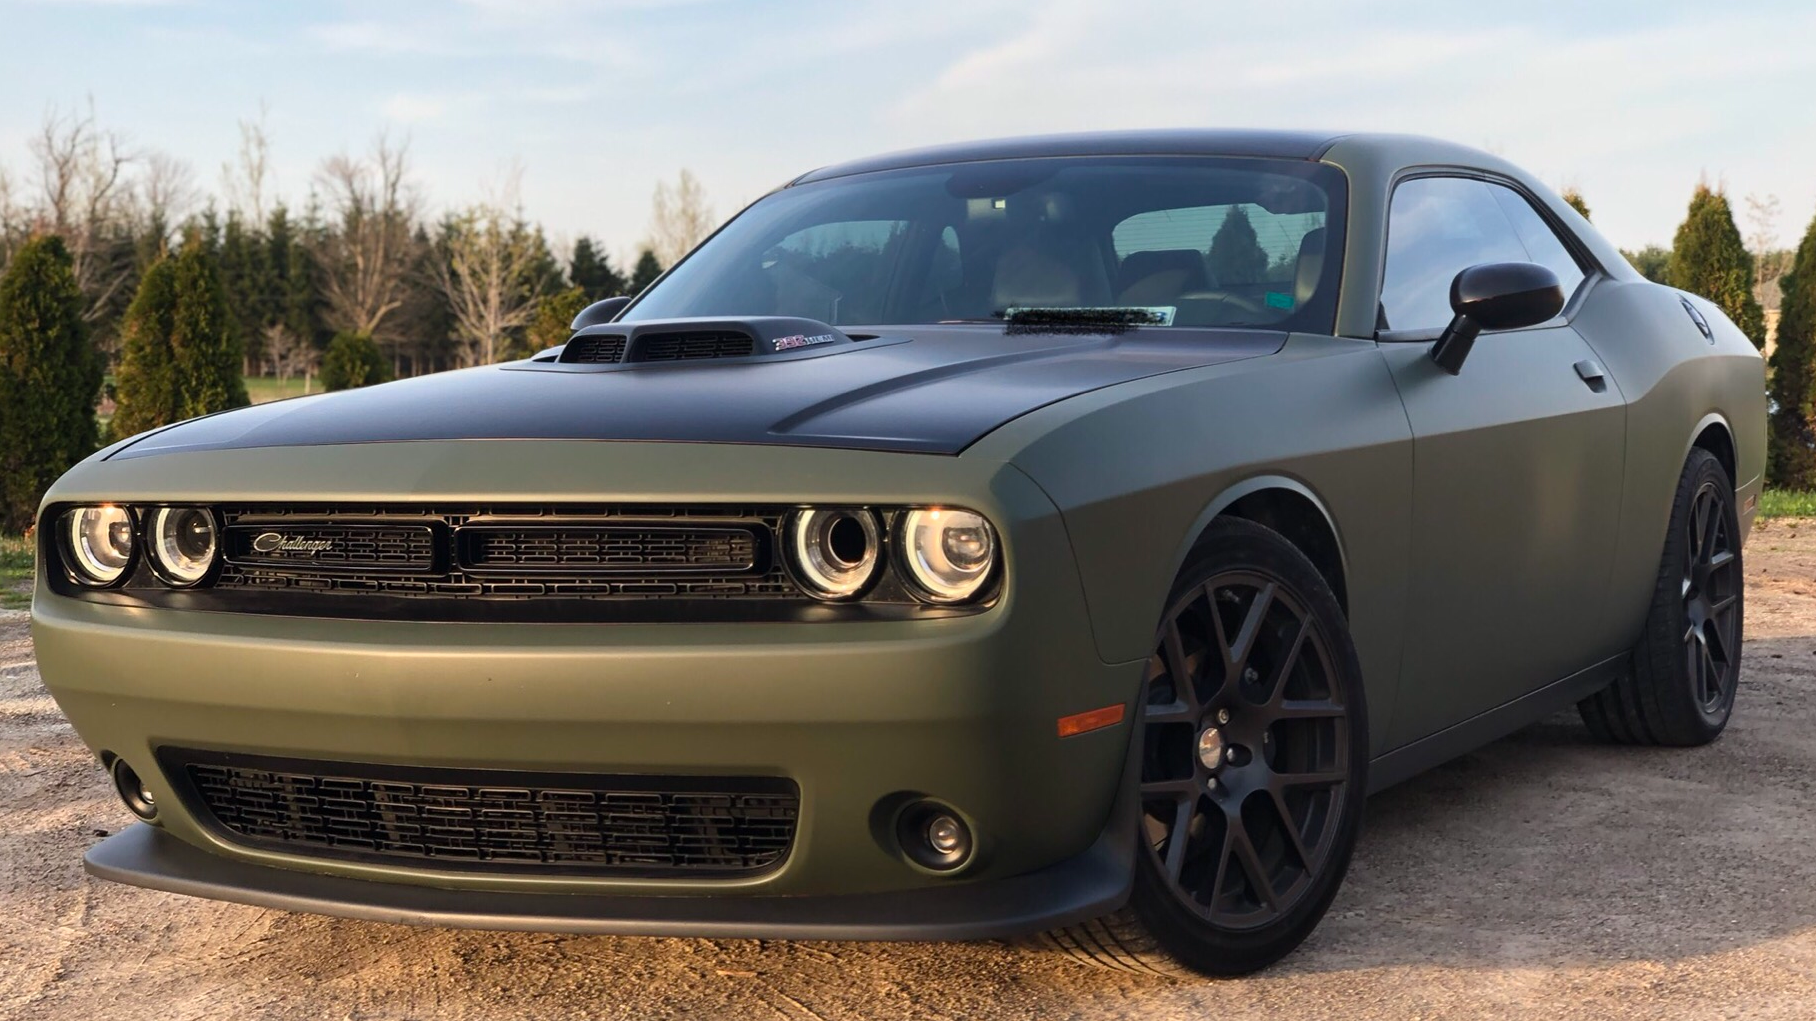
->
<box><xmin>1381</xmin><ymin>177</ymin><xmax>1584</xmax><ymax>332</ymax></box>
<box><xmin>625</xmin><ymin>157</ymin><xmax>1347</xmax><ymax>332</ymax></box>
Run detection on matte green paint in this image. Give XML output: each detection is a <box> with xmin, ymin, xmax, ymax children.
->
<box><xmin>33</xmin><ymin>133</ymin><xmax>1767</xmax><ymax>912</ymax></box>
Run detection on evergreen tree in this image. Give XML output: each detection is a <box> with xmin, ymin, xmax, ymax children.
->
<box><xmin>110</xmin><ymin>258</ymin><xmax>182</xmax><ymax>440</ymax></box>
<box><xmin>0</xmin><ymin>236</ymin><xmax>103</xmax><ymax>531</ymax></box>
<box><xmin>1623</xmin><ymin>245</ymin><xmax>1671</xmax><ymax>283</ymax></box>
<box><xmin>1667</xmin><ymin>184</ymin><xmax>1767</xmax><ymax>349</ymax></box>
<box><xmin>629</xmin><ymin>248</ymin><xmax>664</xmax><ymax>294</ymax></box>
<box><xmin>570</xmin><ymin>237</ymin><xmax>627</xmax><ymax>300</ymax></box>
<box><xmin>320</xmin><ymin>331</ymin><xmax>391</xmax><ymax>390</ymax></box>
<box><xmin>111</xmin><ymin>237</ymin><xmax>249</xmax><ymax>439</ymax></box>
<box><xmin>1768</xmin><ymin>214</ymin><xmax>1816</xmax><ymax>488</ymax></box>
<box><xmin>1561</xmin><ymin>189</ymin><xmax>1591</xmax><ymax>221</ymax></box>
<box><xmin>1206</xmin><ymin>205</ymin><xmax>1268</xmax><ymax>285</ymax></box>
<box><xmin>526</xmin><ymin>286</ymin><xmax>590</xmax><ymax>355</ymax></box>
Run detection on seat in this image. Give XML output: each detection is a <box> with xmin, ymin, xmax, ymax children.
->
<box><xmin>1117</xmin><ymin>249</ymin><xmax>1212</xmax><ymax>305</ymax></box>
<box><xmin>990</xmin><ymin>228</ymin><xmax>1113</xmax><ymax>311</ymax></box>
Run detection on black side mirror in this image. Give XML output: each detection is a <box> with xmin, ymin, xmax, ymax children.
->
<box><xmin>571</xmin><ymin>296</ymin><xmax>632</xmax><ymax>331</ymax></box>
<box><xmin>1428</xmin><ymin>262</ymin><xmax>1566</xmax><ymax>375</ymax></box>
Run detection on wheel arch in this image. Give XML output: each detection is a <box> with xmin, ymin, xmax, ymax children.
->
<box><xmin>1173</xmin><ymin>476</ymin><xmax>1351</xmax><ymax>617</ymax></box>
<box><xmin>1688</xmin><ymin>412</ymin><xmax>1737</xmax><ymax>486</ymax></box>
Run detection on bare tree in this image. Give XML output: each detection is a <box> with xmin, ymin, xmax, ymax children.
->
<box><xmin>1744</xmin><ymin>192</ymin><xmax>1790</xmax><ymax>308</ymax></box>
<box><xmin>267</xmin><ymin>322</ymin><xmax>319</xmax><ymax>392</ymax></box>
<box><xmin>138</xmin><ymin>150</ymin><xmax>198</xmax><ymax>236</ymax></box>
<box><xmin>312</xmin><ymin>133</ymin><xmax>422</xmax><ymax>341</ymax></box>
<box><xmin>434</xmin><ymin>171</ymin><xmax>550</xmax><ymax>366</ymax></box>
<box><xmin>28</xmin><ymin>102</ymin><xmax>138</xmax><ymax>323</ymax></box>
<box><xmin>223</xmin><ymin>106</ymin><xmax>272</xmax><ymax>224</ymax></box>
<box><xmin>647</xmin><ymin>168</ymin><xmax>714</xmax><ymax>268</ymax></box>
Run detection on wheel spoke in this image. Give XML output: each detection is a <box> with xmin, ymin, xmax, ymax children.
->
<box><xmin>1230</xmin><ymin>825</ymin><xmax>1279</xmax><ymax>912</ymax></box>
<box><xmin>1279</xmin><ymin>768</ymin><xmax>1347</xmax><ymax>790</ymax></box>
<box><xmin>1268</xmin><ymin>788</ymin><xmax>1315</xmax><ymax>872</ymax></box>
<box><xmin>1141</xmin><ymin>777</ymin><xmax>1202</xmax><ymax>797</ymax></box>
<box><xmin>1227</xmin><ymin>582</ymin><xmax>1277</xmax><ymax>681</ymax></box>
<box><xmin>1161</xmin><ymin>620</ymin><xmax>1199</xmax><ymax>713</ymax></box>
<box><xmin>1161</xmin><ymin>796</ymin><xmax>1195</xmax><ymax>881</ymax></box>
<box><xmin>1708</xmin><ymin>549</ymin><xmax>1736</xmax><ymax>573</ymax></box>
<box><xmin>1273</xmin><ymin>699</ymin><xmax>1345</xmax><ymax>721</ymax></box>
<box><xmin>1265</xmin><ymin>618</ymin><xmax>1310</xmax><ymax>708</ymax></box>
<box><xmin>1700</xmin><ymin>642</ymin><xmax>1723</xmax><ymax>703</ymax></box>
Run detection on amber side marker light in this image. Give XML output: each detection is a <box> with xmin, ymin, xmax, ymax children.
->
<box><xmin>1057</xmin><ymin>703</ymin><xmax>1126</xmax><ymax>738</ymax></box>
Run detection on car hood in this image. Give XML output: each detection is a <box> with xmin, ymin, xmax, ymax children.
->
<box><xmin>108</xmin><ymin>324</ymin><xmax>1286</xmax><ymax>461</ymax></box>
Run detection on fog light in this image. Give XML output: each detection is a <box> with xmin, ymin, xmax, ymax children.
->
<box><xmin>897</xmin><ymin>801</ymin><xmax>973</xmax><ymax>872</ymax></box>
<box><xmin>109</xmin><ymin>757</ymin><xmax>159</xmax><ymax>823</ymax></box>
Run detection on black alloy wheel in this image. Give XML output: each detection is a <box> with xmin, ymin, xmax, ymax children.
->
<box><xmin>1580</xmin><ymin>447</ymin><xmax>1744</xmax><ymax>747</ymax></box>
<box><xmin>1041</xmin><ymin>519</ymin><xmax>1367</xmax><ymax>977</ymax></box>
<box><xmin>1681</xmin><ymin>477</ymin><xmax>1742</xmax><ymax>715</ymax></box>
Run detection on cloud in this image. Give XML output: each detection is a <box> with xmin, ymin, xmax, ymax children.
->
<box><xmin>381</xmin><ymin>93</ymin><xmax>447</xmax><ymax>123</ymax></box>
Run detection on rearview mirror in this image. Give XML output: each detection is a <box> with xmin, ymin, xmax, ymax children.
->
<box><xmin>571</xmin><ymin>296</ymin><xmax>632</xmax><ymax>331</ymax></box>
<box><xmin>1429</xmin><ymin>262</ymin><xmax>1566</xmax><ymax>375</ymax></box>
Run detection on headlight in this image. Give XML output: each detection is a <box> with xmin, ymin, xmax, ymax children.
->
<box><xmin>787</xmin><ymin>507</ymin><xmax>881</xmax><ymax>600</ymax></box>
<box><xmin>148</xmin><ymin>507</ymin><xmax>219</xmax><ymax>586</ymax></box>
<box><xmin>899</xmin><ymin>507</ymin><xmax>997</xmax><ymax>603</ymax></box>
<box><xmin>65</xmin><ymin>505</ymin><xmax>136</xmax><ymax>585</ymax></box>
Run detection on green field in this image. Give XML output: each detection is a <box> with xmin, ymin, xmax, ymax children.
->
<box><xmin>0</xmin><ymin>533</ymin><xmax>31</xmax><ymax>611</ymax></box>
<box><xmin>243</xmin><ymin>375</ymin><xmax>315</xmax><ymax>404</ymax></box>
<box><xmin>1761</xmin><ymin>489</ymin><xmax>1816</xmax><ymax>519</ymax></box>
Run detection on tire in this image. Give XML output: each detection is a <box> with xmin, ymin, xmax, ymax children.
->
<box><xmin>1041</xmin><ymin>518</ymin><xmax>1369</xmax><ymax>978</ymax></box>
<box><xmin>1579</xmin><ymin>448</ymin><xmax>1743</xmax><ymax>747</ymax></box>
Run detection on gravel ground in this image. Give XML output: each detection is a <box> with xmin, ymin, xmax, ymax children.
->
<box><xmin>4</xmin><ymin>520</ymin><xmax>1815</xmax><ymax>1020</ymax></box>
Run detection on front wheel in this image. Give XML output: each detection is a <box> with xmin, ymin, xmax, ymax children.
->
<box><xmin>1042</xmin><ymin>518</ymin><xmax>1368</xmax><ymax>977</ymax></box>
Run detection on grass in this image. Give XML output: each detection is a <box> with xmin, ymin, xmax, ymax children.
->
<box><xmin>1761</xmin><ymin>489</ymin><xmax>1816</xmax><ymax>519</ymax></box>
<box><xmin>0</xmin><ymin>533</ymin><xmax>32</xmax><ymax>611</ymax></box>
<box><xmin>243</xmin><ymin>375</ymin><xmax>315</xmax><ymax>404</ymax></box>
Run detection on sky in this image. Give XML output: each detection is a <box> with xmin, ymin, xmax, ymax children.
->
<box><xmin>2</xmin><ymin>0</ymin><xmax>1813</xmax><ymax>263</ymax></box>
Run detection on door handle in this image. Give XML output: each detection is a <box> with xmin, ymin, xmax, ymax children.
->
<box><xmin>1574</xmin><ymin>359</ymin><xmax>1608</xmax><ymax>393</ymax></box>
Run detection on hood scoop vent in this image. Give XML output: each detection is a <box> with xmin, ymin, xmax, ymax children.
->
<box><xmin>541</xmin><ymin>317</ymin><xmax>858</xmax><ymax>370</ymax></box>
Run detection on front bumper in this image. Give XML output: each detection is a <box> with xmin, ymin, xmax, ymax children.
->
<box><xmin>35</xmin><ymin>440</ymin><xmax>1145</xmax><ymax>930</ymax></box>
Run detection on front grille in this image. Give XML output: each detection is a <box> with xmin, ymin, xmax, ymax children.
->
<box><xmin>211</xmin><ymin>505</ymin><xmax>800</xmax><ymax>604</ymax></box>
<box><xmin>561</xmin><ymin>335</ymin><xmax>627</xmax><ymax>364</ymax></box>
<box><xmin>459</xmin><ymin>524</ymin><xmax>758</xmax><ymax>574</ymax></box>
<box><xmin>224</xmin><ymin>522</ymin><xmax>439</xmax><ymax>574</ymax></box>
<box><xmin>635</xmin><ymin>331</ymin><xmax>754</xmax><ymax>361</ymax></box>
<box><xmin>165</xmin><ymin>749</ymin><xmax>799</xmax><ymax>876</ymax></box>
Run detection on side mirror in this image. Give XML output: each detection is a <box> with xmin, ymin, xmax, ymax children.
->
<box><xmin>571</xmin><ymin>296</ymin><xmax>632</xmax><ymax>331</ymax></box>
<box><xmin>1428</xmin><ymin>262</ymin><xmax>1565</xmax><ymax>375</ymax></box>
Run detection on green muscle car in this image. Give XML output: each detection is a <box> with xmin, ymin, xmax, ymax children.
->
<box><xmin>33</xmin><ymin>130</ymin><xmax>1764</xmax><ymax>977</ymax></box>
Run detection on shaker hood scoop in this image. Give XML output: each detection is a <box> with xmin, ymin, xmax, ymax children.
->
<box><xmin>109</xmin><ymin>318</ymin><xmax>1287</xmax><ymax>460</ymax></box>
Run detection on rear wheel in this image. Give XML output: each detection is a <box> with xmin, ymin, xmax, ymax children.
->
<box><xmin>1579</xmin><ymin>448</ymin><xmax>1743</xmax><ymax>746</ymax></box>
<box><xmin>1042</xmin><ymin>518</ymin><xmax>1368</xmax><ymax>977</ymax></box>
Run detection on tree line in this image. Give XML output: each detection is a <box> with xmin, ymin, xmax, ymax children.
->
<box><xmin>3</xmin><ymin>105</ymin><xmax>1816</xmax><ymax>529</ymax></box>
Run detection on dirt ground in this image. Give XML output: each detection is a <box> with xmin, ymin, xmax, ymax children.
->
<box><xmin>3</xmin><ymin>521</ymin><xmax>1815</xmax><ymax>1020</ymax></box>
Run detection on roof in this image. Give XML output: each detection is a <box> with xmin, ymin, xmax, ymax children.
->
<box><xmin>792</xmin><ymin>129</ymin><xmax>1349</xmax><ymax>184</ymax></box>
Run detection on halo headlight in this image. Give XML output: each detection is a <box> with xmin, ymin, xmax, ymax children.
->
<box><xmin>787</xmin><ymin>508</ymin><xmax>881</xmax><ymax>600</ymax></box>
<box><xmin>148</xmin><ymin>507</ymin><xmax>219</xmax><ymax>587</ymax></box>
<box><xmin>899</xmin><ymin>508</ymin><xmax>997</xmax><ymax>603</ymax></box>
<box><xmin>65</xmin><ymin>505</ymin><xmax>136</xmax><ymax>586</ymax></box>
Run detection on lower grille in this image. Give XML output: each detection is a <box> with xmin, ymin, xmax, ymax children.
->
<box><xmin>165</xmin><ymin>749</ymin><xmax>799</xmax><ymax>876</ymax></box>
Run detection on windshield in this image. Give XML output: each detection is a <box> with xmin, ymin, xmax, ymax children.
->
<box><xmin>623</xmin><ymin>156</ymin><xmax>1347</xmax><ymax>332</ymax></box>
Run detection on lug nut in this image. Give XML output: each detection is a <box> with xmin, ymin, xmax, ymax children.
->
<box><xmin>1216</xmin><ymin>709</ymin><xmax>1230</xmax><ymax>725</ymax></box>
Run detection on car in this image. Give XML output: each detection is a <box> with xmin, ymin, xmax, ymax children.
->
<box><xmin>33</xmin><ymin>129</ymin><xmax>1764</xmax><ymax>977</ymax></box>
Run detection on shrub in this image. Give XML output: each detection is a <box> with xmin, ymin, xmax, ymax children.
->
<box><xmin>320</xmin><ymin>331</ymin><xmax>392</xmax><ymax>391</ymax></box>
<box><xmin>0</xmin><ymin>236</ymin><xmax>103</xmax><ymax>531</ymax></box>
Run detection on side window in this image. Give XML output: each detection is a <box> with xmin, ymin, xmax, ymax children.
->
<box><xmin>1486</xmin><ymin>183</ymin><xmax>1586</xmax><ymax>300</ymax></box>
<box><xmin>1380</xmin><ymin>177</ymin><xmax>1530</xmax><ymax>331</ymax></box>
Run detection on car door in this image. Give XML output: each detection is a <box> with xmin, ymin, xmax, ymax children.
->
<box><xmin>1377</xmin><ymin>174</ymin><xmax>1627</xmax><ymax>748</ymax></box>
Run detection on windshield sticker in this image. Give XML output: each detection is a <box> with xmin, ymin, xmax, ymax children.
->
<box><xmin>1003</xmin><ymin>306</ymin><xmax>1176</xmax><ymax>335</ymax></box>
<box><xmin>771</xmin><ymin>333</ymin><xmax>839</xmax><ymax>351</ymax></box>
<box><xmin>1265</xmin><ymin>291</ymin><xmax>1294</xmax><ymax>310</ymax></box>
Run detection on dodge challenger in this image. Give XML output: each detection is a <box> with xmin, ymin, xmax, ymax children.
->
<box><xmin>33</xmin><ymin>130</ymin><xmax>1764</xmax><ymax>976</ymax></box>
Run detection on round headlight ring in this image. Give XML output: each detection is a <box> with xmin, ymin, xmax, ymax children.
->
<box><xmin>787</xmin><ymin>507</ymin><xmax>881</xmax><ymax>601</ymax></box>
<box><xmin>899</xmin><ymin>507</ymin><xmax>998</xmax><ymax>604</ymax></box>
<box><xmin>65</xmin><ymin>505</ymin><xmax>136</xmax><ymax>586</ymax></box>
<box><xmin>149</xmin><ymin>506</ymin><xmax>219</xmax><ymax>587</ymax></box>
